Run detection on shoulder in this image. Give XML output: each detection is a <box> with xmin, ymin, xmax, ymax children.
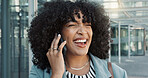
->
<box><xmin>29</xmin><ymin>65</ymin><xmax>44</xmax><ymax>78</ymax></box>
<box><xmin>90</xmin><ymin>54</ymin><xmax>127</xmax><ymax>78</ymax></box>
<box><xmin>111</xmin><ymin>63</ymin><xmax>128</xmax><ymax>78</ymax></box>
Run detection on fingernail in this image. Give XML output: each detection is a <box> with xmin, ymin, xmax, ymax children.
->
<box><xmin>58</xmin><ymin>34</ymin><xmax>61</xmax><ymax>37</ymax></box>
<box><xmin>64</xmin><ymin>41</ymin><xmax>66</xmax><ymax>43</ymax></box>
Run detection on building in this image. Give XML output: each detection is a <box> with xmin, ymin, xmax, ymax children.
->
<box><xmin>0</xmin><ymin>0</ymin><xmax>148</xmax><ymax>78</ymax></box>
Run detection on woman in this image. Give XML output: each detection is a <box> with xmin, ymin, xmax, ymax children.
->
<box><xmin>28</xmin><ymin>0</ymin><xmax>127</xmax><ymax>78</ymax></box>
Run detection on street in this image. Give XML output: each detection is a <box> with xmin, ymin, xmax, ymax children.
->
<box><xmin>112</xmin><ymin>52</ymin><xmax>148</xmax><ymax>78</ymax></box>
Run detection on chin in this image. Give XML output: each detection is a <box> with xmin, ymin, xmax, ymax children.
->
<box><xmin>73</xmin><ymin>50</ymin><xmax>88</xmax><ymax>56</ymax></box>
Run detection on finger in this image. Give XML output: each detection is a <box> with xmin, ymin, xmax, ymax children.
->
<box><xmin>47</xmin><ymin>48</ymin><xmax>53</xmax><ymax>55</ymax></box>
<box><xmin>53</xmin><ymin>34</ymin><xmax>61</xmax><ymax>49</ymax></box>
<box><xmin>58</xmin><ymin>41</ymin><xmax>66</xmax><ymax>54</ymax></box>
<box><xmin>46</xmin><ymin>49</ymin><xmax>50</xmax><ymax>56</ymax></box>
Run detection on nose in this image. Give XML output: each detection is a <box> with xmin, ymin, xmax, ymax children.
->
<box><xmin>77</xmin><ymin>24</ymin><xmax>87</xmax><ymax>35</ymax></box>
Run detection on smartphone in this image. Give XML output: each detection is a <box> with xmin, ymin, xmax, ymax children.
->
<box><xmin>57</xmin><ymin>32</ymin><xmax>66</xmax><ymax>55</ymax></box>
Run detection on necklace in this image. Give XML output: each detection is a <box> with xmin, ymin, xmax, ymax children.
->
<box><xmin>66</xmin><ymin>60</ymin><xmax>90</xmax><ymax>71</ymax></box>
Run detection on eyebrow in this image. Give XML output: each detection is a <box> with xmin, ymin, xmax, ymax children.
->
<box><xmin>68</xmin><ymin>17</ymin><xmax>87</xmax><ymax>23</ymax></box>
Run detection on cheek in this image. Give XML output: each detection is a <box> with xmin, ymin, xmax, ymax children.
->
<box><xmin>62</xmin><ymin>29</ymin><xmax>75</xmax><ymax>40</ymax></box>
<box><xmin>88</xmin><ymin>28</ymin><xmax>93</xmax><ymax>39</ymax></box>
<box><xmin>91</xmin><ymin>30</ymin><xmax>93</xmax><ymax>38</ymax></box>
<box><xmin>62</xmin><ymin>28</ymin><xmax>68</xmax><ymax>39</ymax></box>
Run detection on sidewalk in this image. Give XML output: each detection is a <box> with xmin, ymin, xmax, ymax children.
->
<box><xmin>111</xmin><ymin>52</ymin><xmax>148</xmax><ymax>78</ymax></box>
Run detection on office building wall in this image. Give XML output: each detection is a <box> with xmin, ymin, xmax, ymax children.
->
<box><xmin>111</xmin><ymin>25</ymin><xmax>145</xmax><ymax>56</ymax></box>
<box><xmin>0</xmin><ymin>0</ymin><xmax>1</xmax><ymax>77</ymax></box>
<box><xmin>0</xmin><ymin>0</ymin><xmax>148</xmax><ymax>78</ymax></box>
<box><xmin>1</xmin><ymin>0</ymin><xmax>29</xmax><ymax>78</ymax></box>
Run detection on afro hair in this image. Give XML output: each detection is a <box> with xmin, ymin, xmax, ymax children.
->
<box><xmin>28</xmin><ymin>0</ymin><xmax>110</xmax><ymax>73</ymax></box>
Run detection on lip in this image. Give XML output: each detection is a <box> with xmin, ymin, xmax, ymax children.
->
<box><xmin>73</xmin><ymin>38</ymin><xmax>87</xmax><ymax>41</ymax></box>
<box><xmin>73</xmin><ymin>38</ymin><xmax>88</xmax><ymax>48</ymax></box>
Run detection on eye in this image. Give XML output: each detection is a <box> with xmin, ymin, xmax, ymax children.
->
<box><xmin>85</xmin><ymin>24</ymin><xmax>91</xmax><ymax>26</ymax></box>
<box><xmin>68</xmin><ymin>24</ymin><xmax>77</xmax><ymax>27</ymax></box>
<box><xmin>65</xmin><ymin>22</ymin><xmax>78</xmax><ymax>27</ymax></box>
<box><xmin>84</xmin><ymin>23</ymin><xmax>91</xmax><ymax>26</ymax></box>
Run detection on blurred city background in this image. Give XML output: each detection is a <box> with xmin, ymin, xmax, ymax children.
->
<box><xmin>0</xmin><ymin>0</ymin><xmax>148</xmax><ymax>78</ymax></box>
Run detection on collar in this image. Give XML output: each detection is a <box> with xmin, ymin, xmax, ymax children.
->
<box><xmin>89</xmin><ymin>53</ymin><xmax>112</xmax><ymax>78</ymax></box>
<box><xmin>44</xmin><ymin>53</ymin><xmax>112</xmax><ymax>78</ymax></box>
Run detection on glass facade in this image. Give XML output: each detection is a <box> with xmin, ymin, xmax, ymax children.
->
<box><xmin>0</xmin><ymin>0</ymin><xmax>1</xmax><ymax>77</ymax></box>
<box><xmin>111</xmin><ymin>24</ymin><xmax>145</xmax><ymax>56</ymax></box>
<box><xmin>146</xmin><ymin>31</ymin><xmax>148</xmax><ymax>51</ymax></box>
<box><xmin>1</xmin><ymin>0</ymin><xmax>29</xmax><ymax>78</ymax></box>
<box><xmin>10</xmin><ymin>0</ymin><xmax>29</xmax><ymax>77</ymax></box>
<box><xmin>0</xmin><ymin>0</ymin><xmax>148</xmax><ymax>78</ymax></box>
<box><xmin>130</xmin><ymin>28</ymin><xmax>145</xmax><ymax>55</ymax></box>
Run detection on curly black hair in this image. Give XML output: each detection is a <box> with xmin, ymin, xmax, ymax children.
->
<box><xmin>28</xmin><ymin>0</ymin><xmax>110</xmax><ymax>73</ymax></box>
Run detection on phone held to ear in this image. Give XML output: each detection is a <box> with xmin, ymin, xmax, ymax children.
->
<box><xmin>57</xmin><ymin>32</ymin><xmax>66</xmax><ymax>55</ymax></box>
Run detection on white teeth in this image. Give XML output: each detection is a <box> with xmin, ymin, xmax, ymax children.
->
<box><xmin>74</xmin><ymin>39</ymin><xmax>87</xmax><ymax>43</ymax></box>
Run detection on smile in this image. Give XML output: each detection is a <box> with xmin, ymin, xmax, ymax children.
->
<box><xmin>73</xmin><ymin>38</ymin><xmax>87</xmax><ymax>48</ymax></box>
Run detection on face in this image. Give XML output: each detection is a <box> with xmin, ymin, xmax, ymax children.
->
<box><xmin>61</xmin><ymin>12</ymin><xmax>93</xmax><ymax>56</ymax></box>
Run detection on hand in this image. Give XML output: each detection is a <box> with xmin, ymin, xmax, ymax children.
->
<box><xmin>46</xmin><ymin>34</ymin><xmax>66</xmax><ymax>77</ymax></box>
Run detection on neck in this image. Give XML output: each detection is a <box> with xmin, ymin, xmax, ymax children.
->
<box><xmin>65</xmin><ymin>52</ymin><xmax>89</xmax><ymax>68</ymax></box>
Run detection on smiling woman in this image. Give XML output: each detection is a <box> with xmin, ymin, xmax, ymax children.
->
<box><xmin>28</xmin><ymin>0</ymin><xmax>127</xmax><ymax>78</ymax></box>
<box><xmin>62</xmin><ymin>11</ymin><xmax>93</xmax><ymax>57</ymax></box>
